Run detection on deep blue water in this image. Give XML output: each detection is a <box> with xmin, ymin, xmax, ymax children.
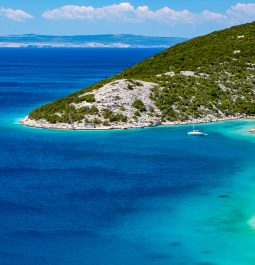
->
<box><xmin>1</xmin><ymin>48</ymin><xmax>255</xmax><ymax>265</ymax></box>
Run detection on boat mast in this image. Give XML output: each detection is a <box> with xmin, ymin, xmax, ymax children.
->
<box><xmin>68</xmin><ymin>113</ymin><xmax>75</xmax><ymax>130</ymax></box>
<box><xmin>193</xmin><ymin>112</ymin><xmax>195</xmax><ymax>131</ymax></box>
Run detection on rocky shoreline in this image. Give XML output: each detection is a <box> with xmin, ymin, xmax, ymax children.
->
<box><xmin>20</xmin><ymin>114</ymin><xmax>246</xmax><ymax>131</ymax></box>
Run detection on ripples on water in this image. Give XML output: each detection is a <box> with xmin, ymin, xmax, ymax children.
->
<box><xmin>1</xmin><ymin>48</ymin><xmax>255</xmax><ymax>265</ymax></box>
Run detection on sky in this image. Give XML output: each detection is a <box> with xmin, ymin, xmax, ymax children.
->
<box><xmin>0</xmin><ymin>1</ymin><xmax>255</xmax><ymax>37</ymax></box>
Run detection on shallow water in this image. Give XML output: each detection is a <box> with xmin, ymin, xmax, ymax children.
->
<box><xmin>1</xmin><ymin>48</ymin><xmax>255</xmax><ymax>265</ymax></box>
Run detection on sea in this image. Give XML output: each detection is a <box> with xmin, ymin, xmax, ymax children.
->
<box><xmin>1</xmin><ymin>48</ymin><xmax>255</xmax><ymax>265</ymax></box>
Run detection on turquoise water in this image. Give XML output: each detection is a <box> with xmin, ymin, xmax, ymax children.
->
<box><xmin>1</xmin><ymin>49</ymin><xmax>255</xmax><ymax>265</ymax></box>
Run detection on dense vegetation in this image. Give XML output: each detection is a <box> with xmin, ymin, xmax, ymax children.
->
<box><xmin>29</xmin><ymin>22</ymin><xmax>255</xmax><ymax>124</ymax></box>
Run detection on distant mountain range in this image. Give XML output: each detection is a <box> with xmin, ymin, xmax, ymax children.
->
<box><xmin>0</xmin><ymin>34</ymin><xmax>187</xmax><ymax>48</ymax></box>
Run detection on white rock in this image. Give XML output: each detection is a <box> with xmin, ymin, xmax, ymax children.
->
<box><xmin>233</xmin><ymin>50</ymin><xmax>241</xmax><ymax>54</ymax></box>
<box><xmin>180</xmin><ymin>71</ymin><xmax>195</xmax><ymax>77</ymax></box>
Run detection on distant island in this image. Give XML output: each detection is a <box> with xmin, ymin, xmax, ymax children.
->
<box><xmin>21</xmin><ymin>22</ymin><xmax>255</xmax><ymax>130</ymax></box>
<box><xmin>0</xmin><ymin>34</ymin><xmax>186</xmax><ymax>48</ymax></box>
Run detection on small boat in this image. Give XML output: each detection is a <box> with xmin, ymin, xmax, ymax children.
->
<box><xmin>188</xmin><ymin>124</ymin><xmax>207</xmax><ymax>136</ymax></box>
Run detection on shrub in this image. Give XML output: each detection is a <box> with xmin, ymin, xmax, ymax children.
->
<box><xmin>149</xmin><ymin>106</ymin><xmax>154</xmax><ymax>112</ymax></box>
<box><xmin>103</xmin><ymin>108</ymin><xmax>113</xmax><ymax>119</ymax></box>
<box><xmin>83</xmin><ymin>94</ymin><xmax>95</xmax><ymax>103</ymax></box>
<box><xmin>134</xmin><ymin>110</ymin><xmax>141</xmax><ymax>117</ymax></box>
<box><xmin>126</xmin><ymin>84</ymin><xmax>134</xmax><ymax>90</ymax></box>
<box><xmin>132</xmin><ymin>100</ymin><xmax>146</xmax><ymax>112</ymax></box>
<box><xmin>93</xmin><ymin>119</ymin><xmax>102</xmax><ymax>125</ymax></box>
<box><xmin>109</xmin><ymin>113</ymin><xmax>127</xmax><ymax>122</ymax></box>
<box><xmin>102</xmin><ymin>108</ymin><xmax>127</xmax><ymax>122</ymax></box>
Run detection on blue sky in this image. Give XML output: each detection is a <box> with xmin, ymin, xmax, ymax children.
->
<box><xmin>0</xmin><ymin>1</ymin><xmax>255</xmax><ymax>37</ymax></box>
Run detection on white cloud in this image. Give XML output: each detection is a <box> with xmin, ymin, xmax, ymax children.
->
<box><xmin>226</xmin><ymin>3</ymin><xmax>255</xmax><ymax>24</ymax></box>
<box><xmin>42</xmin><ymin>2</ymin><xmax>255</xmax><ymax>26</ymax></box>
<box><xmin>201</xmin><ymin>10</ymin><xmax>227</xmax><ymax>22</ymax></box>
<box><xmin>42</xmin><ymin>3</ymin><xmax>195</xmax><ymax>23</ymax></box>
<box><xmin>42</xmin><ymin>3</ymin><xmax>135</xmax><ymax>21</ymax></box>
<box><xmin>151</xmin><ymin>7</ymin><xmax>194</xmax><ymax>23</ymax></box>
<box><xmin>0</xmin><ymin>7</ymin><xmax>33</xmax><ymax>22</ymax></box>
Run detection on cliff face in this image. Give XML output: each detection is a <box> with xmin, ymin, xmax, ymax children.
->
<box><xmin>25</xmin><ymin>22</ymin><xmax>255</xmax><ymax>129</ymax></box>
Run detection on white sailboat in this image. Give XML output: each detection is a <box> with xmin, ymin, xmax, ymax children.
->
<box><xmin>188</xmin><ymin>122</ymin><xmax>207</xmax><ymax>136</ymax></box>
<box><xmin>188</xmin><ymin>124</ymin><xmax>207</xmax><ymax>136</ymax></box>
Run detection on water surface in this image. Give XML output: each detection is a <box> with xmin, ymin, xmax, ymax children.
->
<box><xmin>1</xmin><ymin>48</ymin><xmax>255</xmax><ymax>265</ymax></box>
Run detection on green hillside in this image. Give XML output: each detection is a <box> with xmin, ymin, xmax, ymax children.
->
<box><xmin>28</xmin><ymin>22</ymin><xmax>255</xmax><ymax>126</ymax></box>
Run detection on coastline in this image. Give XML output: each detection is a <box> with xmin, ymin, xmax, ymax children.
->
<box><xmin>20</xmin><ymin>114</ymin><xmax>247</xmax><ymax>131</ymax></box>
